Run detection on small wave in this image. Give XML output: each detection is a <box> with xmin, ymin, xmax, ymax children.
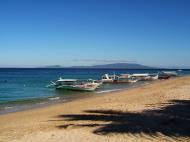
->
<box><xmin>4</xmin><ymin>106</ymin><xmax>13</xmax><ymax>110</ymax></box>
<box><xmin>145</xmin><ymin>82</ymin><xmax>150</xmax><ymax>85</ymax></box>
<box><xmin>48</xmin><ymin>97</ymin><xmax>60</xmax><ymax>101</ymax></box>
<box><xmin>96</xmin><ymin>89</ymin><xmax>122</xmax><ymax>94</ymax></box>
<box><xmin>38</xmin><ymin>102</ymin><xmax>48</xmax><ymax>105</ymax></box>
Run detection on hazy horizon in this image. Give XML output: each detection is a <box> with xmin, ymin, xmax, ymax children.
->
<box><xmin>0</xmin><ymin>62</ymin><xmax>189</xmax><ymax>69</ymax></box>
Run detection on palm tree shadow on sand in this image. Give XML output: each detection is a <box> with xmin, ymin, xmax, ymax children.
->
<box><xmin>53</xmin><ymin>100</ymin><xmax>190</xmax><ymax>138</ymax></box>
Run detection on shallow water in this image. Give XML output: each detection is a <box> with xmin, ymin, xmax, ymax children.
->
<box><xmin>0</xmin><ymin>68</ymin><xmax>189</xmax><ymax>114</ymax></box>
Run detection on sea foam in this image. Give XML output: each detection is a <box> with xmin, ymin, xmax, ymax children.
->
<box><xmin>96</xmin><ymin>89</ymin><xmax>122</xmax><ymax>94</ymax></box>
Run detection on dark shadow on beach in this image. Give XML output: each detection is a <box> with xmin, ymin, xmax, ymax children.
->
<box><xmin>53</xmin><ymin>100</ymin><xmax>190</xmax><ymax>137</ymax></box>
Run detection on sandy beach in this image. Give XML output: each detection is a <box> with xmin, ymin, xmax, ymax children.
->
<box><xmin>0</xmin><ymin>76</ymin><xmax>190</xmax><ymax>142</ymax></box>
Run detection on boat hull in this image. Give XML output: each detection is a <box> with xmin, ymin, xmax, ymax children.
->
<box><xmin>55</xmin><ymin>84</ymin><xmax>98</xmax><ymax>91</ymax></box>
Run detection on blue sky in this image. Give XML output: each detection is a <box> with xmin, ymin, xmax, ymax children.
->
<box><xmin>0</xmin><ymin>0</ymin><xmax>190</xmax><ymax>68</ymax></box>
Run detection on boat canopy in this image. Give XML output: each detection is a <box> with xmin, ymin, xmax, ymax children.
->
<box><xmin>102</xmin><ymin>74</ymin><xmax>110</xmax><ymax>79</ymax></box>
<box><xmin>57</xmin><ymin>78</ymin><xmax>78</xmax><ymax>82</ymax></box>
<box><xmin>131</xmin><ymin>73</ymin><xmax>149</xmax><ymax>77</ymax></box>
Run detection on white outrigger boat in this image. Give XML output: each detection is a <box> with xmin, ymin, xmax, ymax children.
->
<box><xmin>117</xmin><ymin>74</ymin><xmax>139</xmax><ymax>83</ymax></box>
<box><xmin>102</xmin><ymin>73</ymin><xmax>139</xmax><ymax>83</ymax></box>
<box><xmin>161</xmin><ymin>71</ymin><xmax>178</xmax><ymax>77</ymax></box>
<box><xmin>101</xmin><ymin>74</ymin><xmax>118</xmax><ymax>83</ymax></box>
<box><xmin>129</xmin><ymin>73</ymin><xmax>158</xmax><ymax>81</ymax></box>
<box><xmin>47</xmin><ymin>77</ymin><xmax>102</xmax><ymax>91</ymax></box>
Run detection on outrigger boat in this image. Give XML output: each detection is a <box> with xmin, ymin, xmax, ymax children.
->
<box><xmin>117</xmin><ymin>74</ymin><xmax>139</xmax><ymax>83</ymax></box>
<box><xmin>47</xmin><ymin>77</ymin><xmax>101</xmax><ymax>91</ymax></box>
<box><xmin>102</xmin><ymin>73</ymin><xmax>139</xmax><ymax>83</ymax></box>
<box><xmin>101</xmin><ymin>74</ymin><xmax>118</xmax><ymax>83</ymax></box>
<box><xmin>157</xmin><ymin>71</ymin><xmax>178</xmax><ymax>79</ymax></box>
<box><xmin>128</xmin><ymin>73</ymin><xmax>158</xmax><ymax>81</ymax></box>
<box><xmin>161</xmin><ymin>71</ymin><xmax>178</xmax><ymax>77</ymax></box>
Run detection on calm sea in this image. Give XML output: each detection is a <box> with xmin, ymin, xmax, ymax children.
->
<box><xmin>0</xmin><ymin>68</ymin><xmax>189</xmax><ymax>114</ymax></box>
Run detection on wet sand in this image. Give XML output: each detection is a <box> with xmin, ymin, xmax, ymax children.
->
<box><xmin>0</xmin><ymin>76</ymin><xmax>190</xmax><ymax>142</ymax></box>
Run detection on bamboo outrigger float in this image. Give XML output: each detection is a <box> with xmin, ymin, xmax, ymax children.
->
<box><xmin>47</xmin><ymin>77</ymin><xmax>102</xmax><ymax>91</ymax></box>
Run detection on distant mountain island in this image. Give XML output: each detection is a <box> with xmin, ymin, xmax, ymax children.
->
<box><xmin>43</xmin><ymin>63</ymin><xmax>155</xmax><ymax>69</ymax></box>
<box><xmin>44</xmin><ymin>65</ymin><xmax>62</xmax><ymax>68</ymax></box>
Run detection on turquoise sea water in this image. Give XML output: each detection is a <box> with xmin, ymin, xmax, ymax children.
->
<box><xmin>0</xmin><ymin>68</ymin><xmax>189</xmax><ymax>114</ymax></box>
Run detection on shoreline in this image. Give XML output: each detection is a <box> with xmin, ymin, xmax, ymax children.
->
<box><xmin>0</xmin><ymin>76</ymin><xmax>190</xmax><ymax>142</ymax></box>
<box><xmin>0</xmin><ymin>79</ymin><xmax>170</xmax><ymax>116</ymax></box>
<box><xmin>0</xmin><ymin>80</ymin><xmax>148</xmax><ymax>115</ymax></box>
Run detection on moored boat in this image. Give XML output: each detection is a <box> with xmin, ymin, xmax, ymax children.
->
<box><xmin>101</xmin><ymin>74</ymin><xmax>118</xmax><ymax>83</ymax></box>
<box><xmin>118</xmin><ymin>73</ymin><xmax>159</xmax><ymax>81</ymax></box>
<box><xmin>87</xmin><ymin>79</ymin><xmax>102</xmax><ymax>88</ymax></box>
<box><xmin>158</xmin><ymin>73</ymin><xmax>170</xmax><ymax>79</ymax></box>
<box><xmin>141</xmin><ymin>74</ymin><xmax>159</xmax><ymax>81</ymax></box>
<box><xmin>48</xmin><ymin>77</ymin><xmax>101</xmax><ymax>91</ymax></box>
<box><xmin>161</xmin><ymin>71</ymin><xmax>178</xmax><ymax>77</ymax></box>
<box><xmin>117</xmin><ymin>74</ymin><xmax>139</xmax><ymax>83</ymax></box>
<box><xmin>129</xmin><ymin>73</ymin><xmax>150</xmax><ymax>81</ymax></box>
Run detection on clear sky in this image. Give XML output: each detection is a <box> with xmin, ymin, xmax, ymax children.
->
<box><xmin>0</xmin><ymin>0</ymin><xmax>190</xmax><ymax>68</ymax></box>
